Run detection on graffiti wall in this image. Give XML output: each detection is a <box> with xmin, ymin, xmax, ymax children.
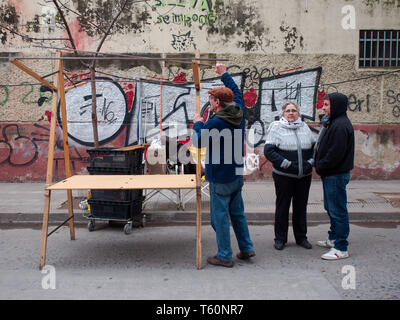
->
<box><xmin>1</xmin><ymin>59</ymin><xmax>399</xmax><ymax>181</ymax></box>
<box><xmin>1</xmin><ymin>0</ymin><xmax>400</xmax><ymax>181</ymax></box>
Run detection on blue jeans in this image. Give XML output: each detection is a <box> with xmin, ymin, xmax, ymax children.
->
<box><xmin>322</xmin><ymin>173</ymin><xmax>350</xmax><ymax>251</ymax></box>
<box><xmin>209</xmin><ymin>177</ymin><xmax>254</xmax><ymax>261</ymax></box>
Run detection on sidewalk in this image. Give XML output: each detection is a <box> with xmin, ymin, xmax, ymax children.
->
<box><xmin>0</xmin><ymin>180</ymin><xmax>399</xmax><ymax>225</ymax></box>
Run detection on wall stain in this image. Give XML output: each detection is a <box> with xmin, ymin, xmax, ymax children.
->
<box><xmin>280</xmin><ymin>22</ymin><xmax>304</xmax><ymax>53</ymax></box>
<box><xmin>73</xmin><ymin>0</ymin><xmax>152</xmax><ymax>37</ymax></box>
<box><xmin>0</xmin><ymin>3</ymin><xmax>19</xmax><ymax>44</ymax></box>
<box><xmin>363</xmin><ymin>0</ymin><xmax>400</xmax><ymax>8</ymax></box>
<box><xmin>64</xmin><ymin>53</ymin><xmax>163</xmax><ymax>73</ymax></box>
<box><xmin>207</xmin><ymin>0</ymin><xmax>267</xmax><ymax>52</ymax></box>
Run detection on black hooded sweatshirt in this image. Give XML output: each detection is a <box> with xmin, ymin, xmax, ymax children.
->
<box><xmin>315</xmin><ymin>92</ymin><xmax>355</xmax><ymax>177</ymax></box>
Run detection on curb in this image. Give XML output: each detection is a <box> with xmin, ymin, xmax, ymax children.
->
<box><xmin>1</xmin><ymin>210</ymin><xmax>398</xmax><ymax>226</ymax></box>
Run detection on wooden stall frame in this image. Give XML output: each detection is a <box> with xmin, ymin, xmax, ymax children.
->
<box><xmin>192</xmin><ymin>50</ymin><xmax>202</xmax><ymax>269</ymax></box>
<box><xmin>9</xmin><ymin>50</ymin><xmax>205</xmax><ymax>270</ymax></box>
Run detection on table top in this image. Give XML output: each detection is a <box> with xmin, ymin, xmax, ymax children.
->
<box><xmin>47</xmin><ymin>174</ymin><xmax>197</xmax><ymax>190</ymax></box>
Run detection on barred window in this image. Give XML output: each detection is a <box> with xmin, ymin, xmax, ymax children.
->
<box><xmin>359</xmin><ymin>30</ymin><xmax>400</xmax><ymax>68</ymax></box>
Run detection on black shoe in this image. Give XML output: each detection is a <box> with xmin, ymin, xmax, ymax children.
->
<box><xmin>237</xmin><ymin>250</ymin><xmax>256</xmax><ymax>260</ymax></box>
<box><xmin>297</xmin><ymin>239</ymin><xmax>312</xmax><ymax>249</ymax></box>
<box><xmin>274</xmin><ymin>240</ymin><xmax>285</xmax><ymax>250</ymax></box>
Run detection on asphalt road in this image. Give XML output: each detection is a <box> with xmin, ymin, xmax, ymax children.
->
<box><xmin>0</xmin><ymin>222</ymin><xmax>399</xmax><ymax>302</ymax></box>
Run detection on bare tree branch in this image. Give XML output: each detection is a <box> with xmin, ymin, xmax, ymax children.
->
<box><xmin>57</xmin><ymin>0</ymin><xmax>107</xmax><ymax>35</ymax></box>
<box><xmin>88</xmin><ymin>0</ymin><xmax>131</xmax><ymax>148</ymax></box>
<box><xmin>51</xmin><ymin>0</ymin><xmax>89</xmax><ymax>69</ymax></box>
<box><xmin>90</xmin><ymin>0</ymin><xmax>130</xmax><ymax>69</ymax></box>
<box><xmin>51</xmin><ymin>0</ymin><xmax>75</xmax><ymax>49</ymax></box>
<box><xmin>50</xmin><ymin>0</ymin><xmax>137</xmax><ymax>148</ymax></box>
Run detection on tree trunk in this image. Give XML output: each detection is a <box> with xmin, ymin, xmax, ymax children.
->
<box><xmin>90</xmin><ymin>67</ymin><xmax>99</xmax><ymax>148</ymax></box>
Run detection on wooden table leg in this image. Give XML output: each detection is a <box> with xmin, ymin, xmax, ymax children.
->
<box><xmin>196</xmin><ymin>187</ymin><xmax>202</xmax><ymax>269</ymax></box>
<box><xmin>66</xmin><ymin>189</ymin><xmax>75</xmax><ymax>240</ymax></box>
<box><xmin>40</xmin><ymin>189</ymin><xmax>51</xmax><ymax>269</ymax></box>
<box><xmin>58</xmin><ymin>52</ymin><xmax>75</xmax><ymax>241</ymax></box>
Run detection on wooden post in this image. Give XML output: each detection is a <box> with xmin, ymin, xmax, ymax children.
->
<box><xmin>9</xmin><ymin>59</ymin><xmax>58</xmax><ymax>92</ymax></box>
<box><xmin>192</xmin><ymin>50</ymin><xmax>202</xmax><ymax>269</ymax></box>
<box><xmin>58</xmin><ymin>51</ymin><xmax>75</xmax><ymax>241</ymax></box>
<box><xmin>39</xmin><ymin>53</ymin><xmax>60</xmax><ymax>270</ymax></box>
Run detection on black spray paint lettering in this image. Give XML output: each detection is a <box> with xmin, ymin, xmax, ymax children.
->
<box><xmin>81</xmin><ymin>94</ymin><xmax>102</xmax><ymax>116</ymax></box>
<box><xmin>348</xmin><ymin>94</ymin><xmax>370</xmax><ymax>112</ymax></box>
<box><xmin>386</xmin><ymin>90</ymin><xmax>400</xmax><ymax>104</ymax></box>
<box><xmin>81</xmin><ymin>94</ymin><xmax>118</xmax><ymax>124</ymax></box>
<box><xmin>0</xmin><ymin>124</ymin><xmax>38</xmax><ymax>167</ymax></box>
<box><xmin>241</xmin><ymin>66</ymin><xmax>277</xmax><ymax>90</ymax></box>
<box><xmin>101</xmin><ymin>99</ymin><xmax>118</xmax><ymax>124</ymax></box>
<box><xmin>38</xmin><ymin>85</ymin><xmax>53</xmax><ymax>107</ymax></box>
<box><xmin>171</xmin><ymin>31</ymin><xmax>194</xmax><ymax>51</ymax></box>
<box><xmin>387</xmin><ymin>90</ymin><xmax>400</xmax><ymax>118</ymax></box>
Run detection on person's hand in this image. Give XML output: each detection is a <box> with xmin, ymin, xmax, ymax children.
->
<box><xmin>280</xmin><ymin>159</ymin><xmax>291</xmax><ymax>169</ymax></box>
<box><xmin>193</xmin><ymin>113</ymin><xmax>203</xmax><ymax>123</ymax></box>
<box><xmin>212</xmin><ymin>63</ymin><xmax>227</xmax><ymax>76</ymax></box>
<box><xmin>303</xmin><ymin>161</ymin><xmax>312</xmax><ymax>173</ymax></box>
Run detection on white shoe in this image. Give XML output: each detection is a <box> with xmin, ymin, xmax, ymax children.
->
<box><xmin>317</xmin><ymin>239</ymin><xmax>335</xmax><ymax>248</ymax></box>
<box><xmin>321</xmin><ymin>248</ymin><xmax>349</xmax><ymax>260</ymax></box>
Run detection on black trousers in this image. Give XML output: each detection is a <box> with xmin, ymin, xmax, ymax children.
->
<box><xmin>272</xmin><ymin>173</ymin><xmax>312</xmax><ymax>244</ymax></box>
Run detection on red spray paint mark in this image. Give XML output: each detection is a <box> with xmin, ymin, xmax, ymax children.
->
<box><xmin>64</xmin><ymin>71</ymin><xmax>90</xmax><ymax>88</ymax></box>
<box><xmin>147</xmin><ymin>74</ymin><xmax>169</xmax><ymax>81</ymax></box>
<box><xmin>276</xmin><ymin>67</ymin><xmax>303</xmax><ymax>74</ymax></box>
<box><xmin>317</xmin><ymin>90</ymin><xmax>326</xmax><ymax>109</ymax></box>
<box><xmin>41</xmin><ymin>110</ymin><xmax>51</xmax><ymax>123</ymax></box>
<box><xmin>123</xmin><ymin>83</ymin><xmax>135</xmax><ymax>112</ymax></box>
<box><xmin>173</xmin><ymin>72</ymin><xmax>187</xmax><ymax>84</ymax></box>
<box><xmin>64</xmin><ymin>18</ymin><xmax>93</xmax><ymax>50</ymax></box>
<box><xmin>244</xmin><ymin>88</ymin><xmax>258</xmax><ymax>108</ymax></box>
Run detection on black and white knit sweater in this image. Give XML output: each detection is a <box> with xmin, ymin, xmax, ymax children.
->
<box><xmin>264</xmin><ymin>119</ymin><xmax>316</xmax><ymax>178</ymax></box>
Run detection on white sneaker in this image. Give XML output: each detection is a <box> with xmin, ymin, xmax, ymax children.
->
<box><xmin>321</xmin><ymin>248</ymin><xmax>349</xmax><ymax>260</ymax></box>
<box><xmin>317</xmin><ymin>239</ymin><xmax>335</xmax><ymax>248</ymax></box>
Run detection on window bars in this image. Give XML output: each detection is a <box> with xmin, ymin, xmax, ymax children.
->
<box><xmin>359</xmin><ymin>30</ymin><xmax>400</xmax><ymax>68</ymax></box>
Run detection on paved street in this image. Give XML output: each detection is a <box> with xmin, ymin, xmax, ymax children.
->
<box><xmin>0</xmin><ymin>180</ymin><xmax>399</xmax><ymax>304</ymax></box>
<box><xmin>0</xmin><ymin>222</ymin><xmax>399</xmax><ymax>301</ymax></box>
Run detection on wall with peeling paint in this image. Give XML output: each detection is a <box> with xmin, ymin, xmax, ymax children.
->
<box><xmin>0</xmin><ymin>0</ymin><xmax>400</xmax><ymax>181</ymax></box>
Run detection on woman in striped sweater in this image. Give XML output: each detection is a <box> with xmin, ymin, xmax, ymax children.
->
<box><xmin>264</xmin><ymin>102</ymin><xmax>316</xmax><ymax>250</ymax></box>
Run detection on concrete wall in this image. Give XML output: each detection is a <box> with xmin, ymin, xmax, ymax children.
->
<box><xmin>1</xmin><ymin>0</ymin><xmax>399</xmax><ymax>181</ymax></box>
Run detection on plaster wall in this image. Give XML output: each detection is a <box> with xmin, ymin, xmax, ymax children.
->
<box><xmin>0</xmin><ymin>0</ymin><xmax>399</xmax><ymax>181</ymax></box>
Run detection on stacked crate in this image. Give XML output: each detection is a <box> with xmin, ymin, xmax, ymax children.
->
<box><xmin>86</xmin><ymin>146</ymin><xmax>145</xmax><ymax>227</ymax></box>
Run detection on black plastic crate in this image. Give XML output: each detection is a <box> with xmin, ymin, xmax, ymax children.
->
<box><xmin>87</xmin><ymin>147</ymin><xmax>144</xmax><ymax>173</ymax></box>
<box><xmin>87</xmin><ymin>166</ymin><xmax>143</xmax><ymax>201</ymax></box>
<box><xmin>87</xmin><ymin>166</ymin><xmax>133</xmax><ymax>175</ymax></box>
<box><xmin>87</xmin><ymin>164</ymin><xmax>144</xmax><ymax>175</ymax></box>
<box><xmin>88</xmin><ymin>198</ymin><xmax>143</xmax><ymax>221</ymax></box>
<box><xmin>90</xmin><ymin>189</ymin><xmax>143</xmax><ymax>201</ymax></box>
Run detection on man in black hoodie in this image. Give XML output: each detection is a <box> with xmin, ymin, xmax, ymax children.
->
<box><xmin>314</xmin><ymin>92</ymin><xmax>354</xmax><ymax>260</ymax></box>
